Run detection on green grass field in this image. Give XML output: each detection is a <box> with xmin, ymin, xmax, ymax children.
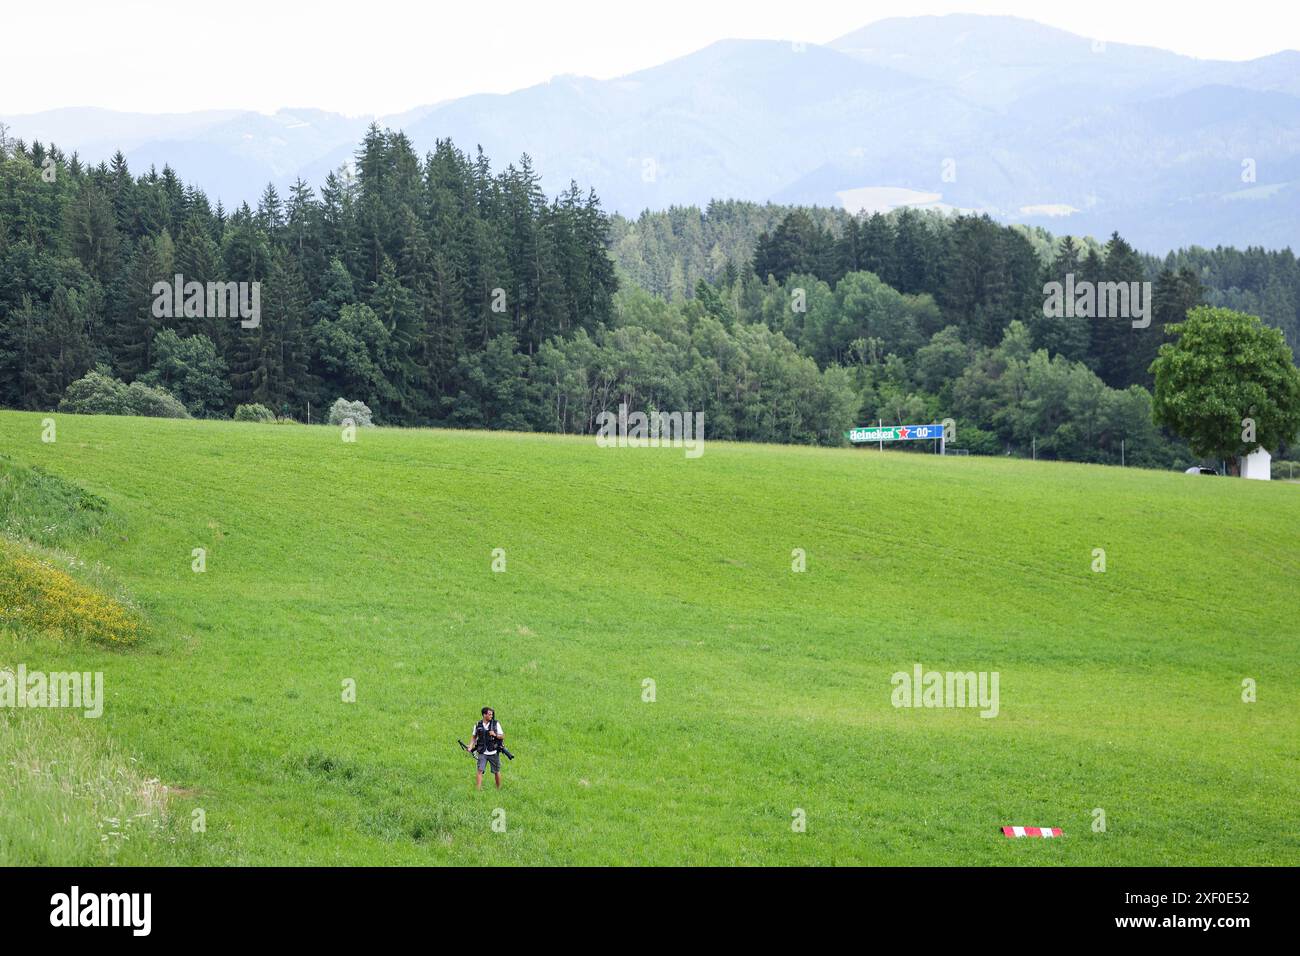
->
<box><xmin>1</xmin><ymin>409</ymin><xmax>1296</xmax><ymax>865</ymax></box>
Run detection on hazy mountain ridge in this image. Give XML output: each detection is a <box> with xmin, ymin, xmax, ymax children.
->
<box><xmin>4</xmin><ymin>14</ymin><xmax>1298</xmax><ymax>251</ymax></box>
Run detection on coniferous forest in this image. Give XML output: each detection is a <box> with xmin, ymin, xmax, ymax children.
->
<box><xmin>3</xmin><ymin>123</ymin><xmax>1299</xmax><ymax>467</ymax></box>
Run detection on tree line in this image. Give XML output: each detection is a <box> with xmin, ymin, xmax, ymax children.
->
<box><xmin>0</xmin><ymin>124</ymin><xmax>616</xmax><ymax>422</ymax></box>
<box><xmin>1</xmin><ymin>124</ymin><xmax>1296</xmax><ymax>465</ymax></box>
<box><xmin>614</xmin><ymin>203</ymin><xmax>1300</xmax><ymax>366</ymax></box>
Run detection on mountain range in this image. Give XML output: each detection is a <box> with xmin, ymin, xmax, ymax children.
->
<box><xmin>5</xmin><ymin>14</ymin><xmax>1299</xmax><ymax>253</ymax></box>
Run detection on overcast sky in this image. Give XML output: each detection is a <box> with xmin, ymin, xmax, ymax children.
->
<box><xmin>5</xmin><ymin>0</ymin><xmax>1299</xmax><ymax>116</ymax></box>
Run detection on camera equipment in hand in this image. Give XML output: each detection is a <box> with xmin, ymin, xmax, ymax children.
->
<box><xmin>459</xmin><ymin>720</ymin><xmax>515</xmax><ymax>760</ymax></box>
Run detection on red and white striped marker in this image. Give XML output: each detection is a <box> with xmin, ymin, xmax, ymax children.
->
<box><xmin>1002</xmin><ymin>826</ymin><xmax>1062</xmax><ymax>838</ymax></box>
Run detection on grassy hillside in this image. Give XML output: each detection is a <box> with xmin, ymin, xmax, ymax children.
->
<box><xmin>1</xmin><ymin>410</ymin><xmax>1296</xmax><ymax>865</ymax></box>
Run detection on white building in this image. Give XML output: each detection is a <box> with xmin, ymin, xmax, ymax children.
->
<box><xmin>1241</xmin><ymin>447</ymin><xmax>1272</xmax><ymax>480</ymax></box>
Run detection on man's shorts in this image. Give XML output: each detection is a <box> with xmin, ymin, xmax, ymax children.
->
<box><xmin>476</xmin><ymin>751</ymin><xmax>501</xmax><ymax>773</ymax></box>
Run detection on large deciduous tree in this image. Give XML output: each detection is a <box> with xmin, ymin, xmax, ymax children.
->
<box><xmin>1151</xmin><ymin>307</ymin><xmax>1300</xmax><ymax>473</ymax></box>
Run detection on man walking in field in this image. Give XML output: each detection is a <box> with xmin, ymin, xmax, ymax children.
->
<box><xmin>472</xmin><ymin>706</ymin><xmax>505</xmax><ymax>790</ymax></box>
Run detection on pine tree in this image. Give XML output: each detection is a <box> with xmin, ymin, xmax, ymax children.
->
<box><xmin>64</xmin><ymin>180</ymin><xmax>122</xmax><ymax>283</ymax></box>
<box><xmin>1030</xmin><ymin>235</ymin><xmax>1090</xmax><ymax>362</ymax></box>
<box><xmin>26</xmin><ymin>285</ymin><xmax>94</xmax><ymax>407</ymax></box>
<box><xmin>1091</xmin><ymin>232</ymin><xmax>1146</xmax><ymax>387</ymax></box>
<box><xmin>251</xmin><ymin>252</ymin><xmax>313</xmax><ymax>414</ymax></box>
<box><xmin>1138</xmin><ymin>267</ymin><xmax>1204</xmax><ymax>388</ymax></box>
<box><xmin>110</xmin><ymin>235</ymin><xmax>170</xmax><ymax>379</ymax></box>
